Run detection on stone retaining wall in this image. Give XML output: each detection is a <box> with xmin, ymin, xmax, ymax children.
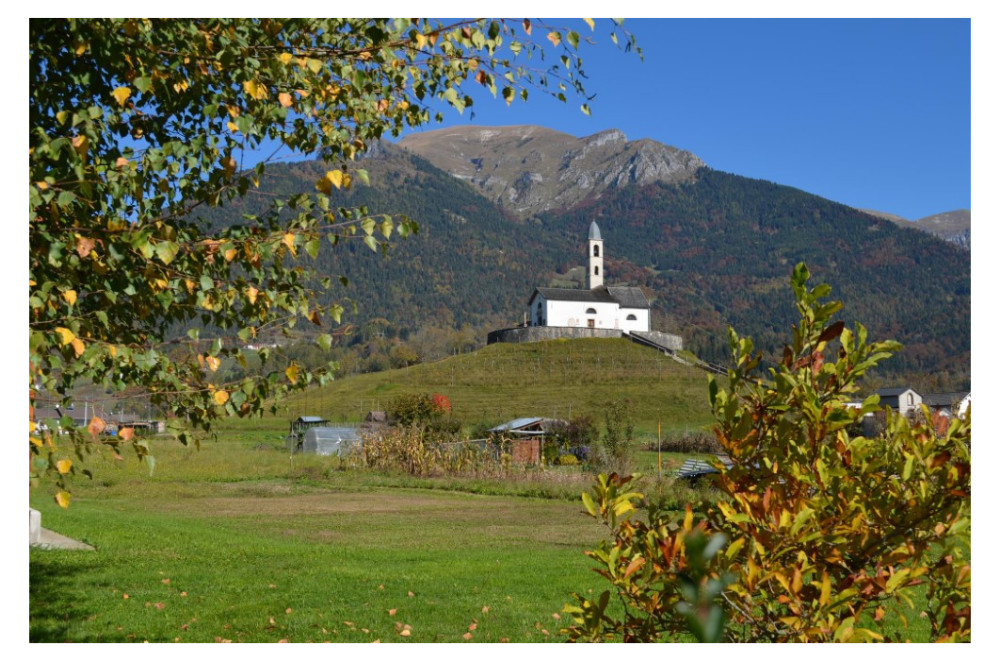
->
<box><xmin>487</xmin><ymin>326</ymin><xmax>625</xmax><ymax>345</ymax></box>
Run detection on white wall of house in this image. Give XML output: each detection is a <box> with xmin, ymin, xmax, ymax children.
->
<box><xmin>898</xmin><ymin>389</ymin><xmax>923</xmax><ymax>418</ymax></box>
<box><xmin>528</xmin><ymin>296</ymin><xmax>649</xmax><ymax>332</ymax></box>
<box><xmin>547</xmin><ymin>299</ymin><xmax>621</xmax><ymax>328</ymax></box>
<box><xmin>618</xmin><ymin>307</ymin><xmax>650</xmax><ymax>333</ymax></box>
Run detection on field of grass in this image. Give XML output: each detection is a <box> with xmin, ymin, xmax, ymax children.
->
<box><xmin>30</xmin><ymin>425</ymin><xmax>716</xmax><ymax>643</ymax></box>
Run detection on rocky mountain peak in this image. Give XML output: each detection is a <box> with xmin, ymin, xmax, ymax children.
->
<box><xmin>397</xmin><ymin>125</ymin><xmax>704</xmax><ymax>218</ymax></box>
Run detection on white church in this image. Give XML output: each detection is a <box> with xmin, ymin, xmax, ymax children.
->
<box><xmin>526</xmin><ymin>222</ymin><xmax>651</xmax><ymax>334</ymax></box>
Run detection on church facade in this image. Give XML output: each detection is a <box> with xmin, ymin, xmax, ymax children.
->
<box><xmin>525</xmin><ymin>222</ymin><xmax>651</xmax><ymax>334</ymax></box>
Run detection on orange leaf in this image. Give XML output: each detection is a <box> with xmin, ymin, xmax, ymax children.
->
<box><xmin>88</xmin><ymin>416</ymin><xmax>106</xmax><ymax>438</ymax></box>
<box><xmin>71</xmin><ymin>338</ymin><xmax>85</xmax><ymax>358</ymax></box>
<box><xmin>119</xmin><ymin>427</ymin><xmax>135</xmax><ymax>442</ymax></box>
<box><xmin>76</xmin><ymin>236</ymin><xmax>96</xmax><ymax>258</ymax></box>
<box><xmin>279</xmin><ymin>92</ymin><xmax>293</xmax><ymax>107</ymax></box>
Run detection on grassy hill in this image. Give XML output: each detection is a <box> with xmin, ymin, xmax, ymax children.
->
<box><xmin>276</xmin><ymin>337</ymin><xmax>715</xmax><ymax>433</ymax></box>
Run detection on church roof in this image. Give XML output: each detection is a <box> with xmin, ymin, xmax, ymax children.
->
<box><xmin>607</xmin><ymin>286</ymin><xmax>651</xmax><ymax>309</ymax></box>
<box><xmin>530</xmin><ymin>286</ymin><xmax>650</xmax><ymax>309</ymax></box>
<box><xmin>588</xmin><ymin>221</ymin><xmax>602</xmax><ymax>241</ymax></box>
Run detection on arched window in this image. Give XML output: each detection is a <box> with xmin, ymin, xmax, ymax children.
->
<box><xmin>626</xmin><ymin>314</ymin><xmax>637</xmax><ymax>321</ymax></box>
<box><xmin>594</xmin><ymin>266</ymin><xmax>599</xmax><ymax>276</ymax></box>
<box><xmin>907</xmin><ymin>392</ymin><xmax>914</xmax><ymax>406</ymax></box>
<box><xmin>593</xmin><ymin>245</ymin><xmax>600</xmax><ymax>257</ymax></box>
<box><xmin>586</xmin><ymin>308</ymin><xmax>597</xmax><ymax>315</ymax></box>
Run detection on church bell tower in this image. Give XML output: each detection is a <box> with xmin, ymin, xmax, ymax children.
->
<box><xmin>587</xmin><ymin>221</ymin><xmax>603</xmax><ymax>290</ymax></box>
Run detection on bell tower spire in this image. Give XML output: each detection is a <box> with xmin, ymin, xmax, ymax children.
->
<box><xmin>587</xmin><ymin>221</ymin><xmax>603</xmax><ymax>290</ymax></box>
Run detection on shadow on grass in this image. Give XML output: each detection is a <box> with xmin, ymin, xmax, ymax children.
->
<box><xmin>29</xmin><ymin>554</ymin><xmax>126</xmax><ymax>643</ymax></box>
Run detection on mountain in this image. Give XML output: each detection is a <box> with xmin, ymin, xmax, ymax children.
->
<box><xmin>912</xmin><ymin>210</ymin><xmax>971</xmax><ymax>249</ymax></box>
<box><xmin>398</xmin><ymin>125</ymin><xmax>704</xmax><ymax>219</ymax></box>
<box><xmin>201</xmin><ymin>127</ymin><xmax>970</xmax><ymax>391</ymax></box>
<box><xmin>870</xmin><ymin>208</ymin><xmax>971</xmax><ymax>250</ymax></box>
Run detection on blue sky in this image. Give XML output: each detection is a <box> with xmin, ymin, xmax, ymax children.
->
<box><xmin>393</xmin><ymin>18</ymin><xmax>970</xmax><ymax>221</ymax></box>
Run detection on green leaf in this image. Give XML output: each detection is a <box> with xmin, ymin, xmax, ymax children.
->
<box><xmin>155</xmin><ymin>241</ymin><xmax>179</xmax><ymax>265</ymax></box>
<box><xmin>305</xmin><ymin>238</ymin><xmax>320</xmax><ymax>259</ymax></box>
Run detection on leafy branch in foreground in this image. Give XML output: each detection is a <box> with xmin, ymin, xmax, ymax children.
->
<box><xmin>29</xmin><ymin>18</ymin><xmax>639</xmax><ymax>505</ymax></box>
<box><xmin>564</xmin><ymin>263</ymin><xmax>970</xmax><ymax>642</ymax></box>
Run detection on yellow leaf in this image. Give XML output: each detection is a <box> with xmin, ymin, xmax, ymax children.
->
<box><xmin>62</xmin><ymin>290</ymin><xmax>77</xmax><ymax>306</ymax></box>
<box><xmin>55</xmin><ymin>327</ymin><xmax>75</xmax><ymax>346</ymax></box>
<box><xmin>243</xmin><ymin>79</ymin><xmax>268</xmax><ymax>100</ymax></box>
<box><xmin>224</xmin><ymin>247</ymin><xmax>238</xmax><ymax>262</ymax></box>
<box><xmin>583</xmin><ymin>18</ymin><xmax>595</xmax><ymax>30</ymax></box>
<box><xmin>112</xmin><ymin>86</ymin><xmax>131</xmax><ymax>106</ymax></box>
<box><xmin>282</xmin><ymin>233</ymin><xmax>297</xmax><ymax>255</ymax></box>
<box><xmin>285</xmin><ymin>365</ymin><xmax>299</xmax><ymax>384</ymax></box>
<box><xmin>71</xmin><ymin>135</ymin><xmax>89</xmax><ymax>158</ymax></box>
<box><xmin>71</xmin><ymin>338</ymin><xmax>85</xmax><ymax>358</ymax></box>
<box><xmin>547</xmin><ymin>31</ymin><xmax>561</xmax><ymax>47</ymax></box>
<box><xmin>247</xmin><ymin>286</ymin><xmax>258</xmax><ymax>305</ymax></box>
<box><xmin>414</xmin><ymin>33</ymin><xmax>428</xmax><ymax>49</ymax></box>
<box><xmin>223</xmin><ymin>156</ymin><xmax>237</xmax><ymax>179</ymax></box>
<box><xmin>324</xmin><ymin>170</ymin><xmax>345</xmax><ymax>190</ymax></box>
<box><xmin>279</xmin><ymin>92</ymin><xmax>293</xmax><ymax>108</ymax></box>
<box><xmin>315</xmin><ymin>176</ymin><xmax>332</xmax><ymax>195</ymax></box>
<box><xmin>213</xmin><ymin>390</ymin><xmax>229</xmax><ymax>405</ymax></box>
<box><xmin>55</xmin><ymin>491</ymin><xmax>71</xmax><ymax>508</ymax></box>
<box><xmin>205</xmin><ymin>356</ymin><xmax>220</xmax><ymax>372</ymax></box>
<box><xmin>56</xmin><ymin>459</ymin><xmax>73</xmax><ymax>475</ymax></box>
<box><xmin>227</xmin><ymin>121</ymin><xmax>239</xmax><ymax>133</ymax></box>
<box><xmin>278</xmin><ymin>52</ymin><xmax>293</xmax><ymax>65</ymax></box>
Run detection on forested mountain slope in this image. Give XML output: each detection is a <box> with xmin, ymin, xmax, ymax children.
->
<box><xmin>199</xmin><ymin>135</ymin><xmax>970</xmax><ymax>390</ymax></box>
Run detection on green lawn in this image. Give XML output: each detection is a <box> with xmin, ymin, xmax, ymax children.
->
<box><xmin>30</xmin><ymin>478</ymin><xmax>614</xmax><ymax>643</ymax></box>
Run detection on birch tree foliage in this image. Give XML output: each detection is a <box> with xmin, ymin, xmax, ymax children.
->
<box><xmin>29</xmin><ymin>18</ymin><xmax>638</xmax><ymax>504</ymax></box>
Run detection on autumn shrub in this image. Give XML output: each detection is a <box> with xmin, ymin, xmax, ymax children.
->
<box><xmin>563</xmin><ymin>264</ymin><xmax>971</xmax><ymax>643</ymax></box>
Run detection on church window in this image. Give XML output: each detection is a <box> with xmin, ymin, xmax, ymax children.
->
<box><xmin>626</xmin><ymin>314</ymin><xmax>637</xmax><ymax>321</ymax></box>
<box><xmin>594</xmin><ymin>266</ymin><xmax>599</xmax><ymax>276</ymax></box>
<box><xmin>593</xmin><ymin>245</ymin><xmax>600</xmax><ymax>257</ymax></box>
<box><xmin>586</xmin><ymin>308</ymin><xmax>597</xmax><ymax>315</ymax></box>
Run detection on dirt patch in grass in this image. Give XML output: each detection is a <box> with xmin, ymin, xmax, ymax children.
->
<box><xmin>165</xmin><ymin>490</ymin><xmax>478</xmax><ymax>517</ymax></box>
